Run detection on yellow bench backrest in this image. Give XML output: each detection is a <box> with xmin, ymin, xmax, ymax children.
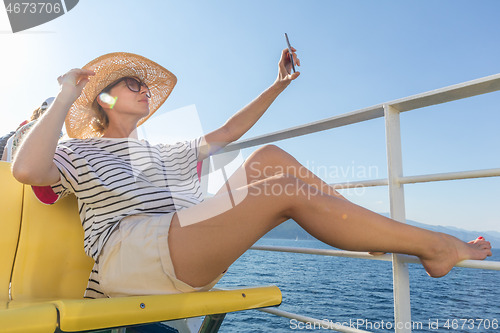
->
<box><xmin>9</xmin><ymin>174</ymin><xmax>94</xmax><ymax>301</ymax></box>
<box><xmin>0</xmin><ymin>163</ymin><xmax>283</xmax><ymax>333</ymax></box>
<box><xmin>0</xmin><ymin>162</ymin><xmax>24</xmax><ymax>302</ymax></box>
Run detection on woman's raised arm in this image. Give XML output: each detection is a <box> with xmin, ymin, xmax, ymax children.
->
<box><xmin>200</xmin><ymin>48</ymin><xmax>301</xmax><ymax>160</ymax></box>
<box><xmin>12</xmin><ymin>68</ymin><xmax>95</xmax><ymax>186</ymax></box>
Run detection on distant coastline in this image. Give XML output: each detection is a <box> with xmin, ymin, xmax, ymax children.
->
<box><xmin>263</xmin><ymin>214</ymin><xmax>500</xmax><ymax>249</ymax></box>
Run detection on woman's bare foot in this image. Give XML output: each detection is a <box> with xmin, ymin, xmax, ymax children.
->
<box><xmin>420</xmin><ymin>235</ymin><xmax>492</xmax><ymax>278</ymax></box>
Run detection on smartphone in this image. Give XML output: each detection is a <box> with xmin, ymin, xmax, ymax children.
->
<box><xmin>284</xmin><ymin>33</ymin><xmax>296</xmax><ymax>73</ymax></box>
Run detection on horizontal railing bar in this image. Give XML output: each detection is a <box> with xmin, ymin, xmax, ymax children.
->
<box><xmin>389</xmin><ymin>72</ymin><xmax>500</xmax><ymax>112</ymax></box>
<box><xmin>216</xmin><ymin>73</ymin><xmax>500</xmax><ymax>153</ymax></box>
<box><xmin>221</xmin><ymin>105</ymin><xmax>385</xmax><ymax>153</ymax></box>
<box><xmin>210</xmin><ymin>288</ymin><xmax>371</xmax><ymax>332</ymax></box>
<box><xmin>328</xmin><ymin>168</ymin><xmax>500</xmax><ymax>189</ymax></box>
<box><xmin>257</xmin><ymin>307</ymin><xmax>372</xmax><ymax>333</ymax></box>
<box><xmin>211</xmin><ymin>287</ymin><xmax>373</xmax><ymax>332</ymax></box>
<box><xmin>390</xmin><ymin>254</ymin><xmax>500</xmax><ymax>271</ymax></box>
<box><xmin>251</xmin><ymin>245</ymin><xmax>392</xmax><ymax>262</ymax></box>
<box><xmin>399</xmin><ymin>168</ymin><xmax>500</xmax><ymax>184</ymax></box>
<box><xmin>250</xmin><ymin>245</ymin><xmax>500</xmax><ymax>271</ymax></box>
<box><xmin>331</xmin><ymin>179</ymin><xmax>389</xmax><ymax>188</ymax></box>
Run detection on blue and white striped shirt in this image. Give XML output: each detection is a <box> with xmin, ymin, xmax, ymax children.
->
<box><xmin>52</xmin><ymin>136</ymin><xmax>204</xmax><ymax>261</ymax></box>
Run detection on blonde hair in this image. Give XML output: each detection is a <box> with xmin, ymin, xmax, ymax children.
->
<box><xmin>89</xmin><ymin>77</ymin><xmax>126</xmax><ymax>135</ymax></box>
<box><xmin>91</xmin><ymin>98</ymin><xmax>109</xmax><ymax>135</ymax></box>
<box><xmin>30</xmin><ymin>107</ymin><xmax>43</xmax><ymax>122</ymax></box>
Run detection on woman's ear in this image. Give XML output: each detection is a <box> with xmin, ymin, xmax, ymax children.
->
<box><xmin>96</xmin><ymin>93</ymin><xmax>107</xmax><ymax>109</ymax></box>
<box><xmin>97</xmin><ymin>92</ymin><xmax>117</xmax><ymax>110</ymax></box>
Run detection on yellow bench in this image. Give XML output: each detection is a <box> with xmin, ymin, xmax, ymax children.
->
<box><xmin>0</xmin><ymin>161</ymin><xmax>281</xmax><ymax>332</ymax></box>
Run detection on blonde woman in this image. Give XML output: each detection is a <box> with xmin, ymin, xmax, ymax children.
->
<box><xmin>12</xmin><ymin>50</ymin><xmax>492</xmax><ymax>299</ymax></box>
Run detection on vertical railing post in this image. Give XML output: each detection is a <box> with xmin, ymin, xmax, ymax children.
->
<box><xmin>384</xmin><ymin>104</ymin><xmax>412</xmax><ymax>333</ymax></box>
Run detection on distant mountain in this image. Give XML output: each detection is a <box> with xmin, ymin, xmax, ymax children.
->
<box><xmin>262</xmin><ymin>219</ymin><xmax>317</xmax><ymax>241</ymax></box>
<box><xmin>263</xmin><ymin>214</ymin><xmax>500</xmax><ymax>249</ymax></box>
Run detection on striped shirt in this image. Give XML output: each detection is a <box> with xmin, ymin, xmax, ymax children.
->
<box><xmin>51</xmin><ymin>136</ymin><xmax>204</xmax><ymax>261</ymax></box>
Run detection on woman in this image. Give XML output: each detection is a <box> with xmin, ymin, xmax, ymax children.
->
<box><xmin>12</xmin><ymin>50</ymin><xmax>492</xmax><ymax>299</ymax></box>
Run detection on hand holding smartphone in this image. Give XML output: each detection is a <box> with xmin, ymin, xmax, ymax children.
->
<box><xmin>284</xmin><ymin>33</ymin><xmax>296</xmax><ymax>73</ymax></box>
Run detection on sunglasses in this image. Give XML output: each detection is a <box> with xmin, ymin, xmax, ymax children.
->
<box><xmin>104</xmin><ymin>77</ymin><xmax>151</xmax><ymax>98</ymax></box>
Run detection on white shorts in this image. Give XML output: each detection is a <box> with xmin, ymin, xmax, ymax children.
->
<box><xmin>98</xmin><ymin>213</ymin><xmax>226</xmax><ymax>297</ymax></box>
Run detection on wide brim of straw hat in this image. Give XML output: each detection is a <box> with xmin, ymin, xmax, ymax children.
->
<box><xmin>66</xmin><ymin>52</ymin><xmax>177</xmax><ymax>139</ymax></box>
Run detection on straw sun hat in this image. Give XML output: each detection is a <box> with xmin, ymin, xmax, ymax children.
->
<box><xmin>66</xmin><ymin>52</ymin><xmax>177</xmax><ymax>139</ymax></box>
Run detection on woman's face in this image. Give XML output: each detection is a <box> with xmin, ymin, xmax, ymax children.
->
<box><xmin>106</xmin><ymin>77</ymin><xmax>150</xmax><ymax>119</ymax></box>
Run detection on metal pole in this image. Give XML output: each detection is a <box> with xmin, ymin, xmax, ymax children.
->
<box><xmin>384</xmin><ymin>104</ymin><xmax>412</xmax><ymax>333</ymax></box>
<box><xmin>111</xmin><ymin>328</ymin><xmax>126</xmax><ymax>333</ymax></box>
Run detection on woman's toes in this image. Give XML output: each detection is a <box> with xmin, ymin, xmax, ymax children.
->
<box><xmin>465</xmin><ymin>237</ymin><xmax>493</xmax><ymax>259</ymax></box>
<box><xmin>469</xmin><ymin>236</ymin><xmax>484</xmax><ymax>243</ymax></box>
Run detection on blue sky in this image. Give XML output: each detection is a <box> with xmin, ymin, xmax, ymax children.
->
<box><xmin>1</xmin><ymin>0</ymin><xmax>499</xmax><ymax>232</ymax></box>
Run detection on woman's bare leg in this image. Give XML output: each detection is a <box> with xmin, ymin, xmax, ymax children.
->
<box><xmin>212</xmin><ymin>144</ymin><xmax>347</xmax><ymax>199</ymax></box>
<box><xmin>211</xmin><ymin>145</ymin><xmax>404</xmax><ymax>256</ymax></box>
<box><xmin>168</xmin><ymin>174</ymin><xmax>492</xmax><ymax>287</ymax></box>
<box><xmin>213</xmin><ymin>145</ymin><xmax>382</xmax><ymax>255</ymax></box>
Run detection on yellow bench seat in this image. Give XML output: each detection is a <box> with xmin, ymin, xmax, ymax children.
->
<box><xmin>3</xmin><ymin>286</ymin><xmax>280</xmax><ymax>332</ymax></box>
<box><xmin>0</xmin><ymin>161</ymin><xmax>282</xmax><ymax>332</ymax></box>
<box><xmin>54</xmin><ymin>286</ymin><xmax>281</xmax><ymax>332</ymax></box>
<box><xmin>0</xmin><ymin>303</ymin><xmax>57</xmax><ymax>333</ymax></box>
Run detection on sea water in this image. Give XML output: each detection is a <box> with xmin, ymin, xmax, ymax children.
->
<box><xmin>216</xmin><ymin>238</ymin><xmax>500</xmax><ymax>332</ymax></box>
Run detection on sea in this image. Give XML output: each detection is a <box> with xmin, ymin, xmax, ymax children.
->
<box><xmin>215</xmin><ymin>238</ymin><xmax>500</xmax><ymax>333</ymax></box>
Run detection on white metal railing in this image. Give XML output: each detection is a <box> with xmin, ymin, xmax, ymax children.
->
<box><xmin>258</xmin><ymin>307</ymin><xmax>372</xmax><ymax>333</ymax></box>
<box><xmin>249</xmin><ymin>246</ymin><xmax>500</xmax><ymax>271</ymax></box>
<box><xmin>332</xmin><ymin>167</ymin><xmax>500</xmax><ymax>189</ymax></box>
<box><xmin>213</xmin><ymin>73</ymin><xmax>500</xmax><ymax>332</ymax></box>
<box><xmin>220</xmin><ymin>73</ymin><xmax>500</xmax><ymax>153</ymax></box>
<box><xmin>250</xmin><ymin>246</ymin><xmax>500</xmax><ymax>332</ymax></box>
